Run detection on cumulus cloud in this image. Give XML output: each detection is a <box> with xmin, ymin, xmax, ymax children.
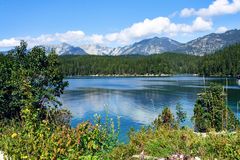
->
<box><xmin>105</xmin><ymin>16</ymin><xmax>212</xmax><ymax>44</ymax></box>
<box><xmin>89</xmin><ymin>34</ymin><xmax>104</xmax><ymax>44</ymax></box>
<box><xmin>180</xmin><ymin>0</ymin><xmax>240</xmax><ymax>17</ymax></box>
<box><xmin>180</xmin><ymin>8</ymin><xmax>196</xmax><ymax>17</ymax></box>
<box><xmin>0</xmin><ymin>30</ymin><xmax>86</xmax><ymax>48</ymax></box>
<box><xmin>215</xmin><ymin>26</ymin><xmax>228</xmax><ymax>33</ymax></box>
<box><xmin>0</xmin><ymin>38</ymin><xmax>20</xmax><ymax>48</ymax></box>
<box><xmin>0</xmin><ymin>16</ymin><xmax>213</xmax><ymax>48</ymax></box>
<box><xmin>54</xmin><ymin>31</ymin><xmax>85</xmax><ymax>42</ymax></box>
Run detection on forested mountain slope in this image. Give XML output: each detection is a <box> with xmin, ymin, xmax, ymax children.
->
<box><xmin>59</xmin><ymin>44</ymin><xmax>240</xmax><ymax>76</ymax></box>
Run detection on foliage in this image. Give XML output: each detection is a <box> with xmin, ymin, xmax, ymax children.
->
<box><xmin>108</xmin><ymin>127</ymin><xmax>240</xmax><ymax>159</ymax></box>
<box><xmin>192</xmin><ymin>83</ymin><xmax>240</xmax><ymax>132</ymax></box>
<box><xmin>0</xmin><ymin>113</ymin><xmax>119</xmax><ymax>159</ymax></box>
<box><xmin>0</xmin><ymin>42</ymin><xmax>119</xmax><ymax>159</ymax></box>
<box><xmin>153</xmin><ymin>104</ymin><xmax>186</xmax><ymax>129</ymax></box>
<box><xmin>0</xmin><ymin>41</ymin><xmax>68</xmax><ymax>120</ymax></box>
<box><xmin>153</xmin><ymin>107</ymin><xmax>176</xmax><ymax>129</ymax></box>
<box><xmin>200</xmin><ymin>44</ymin><xmax>240</xmax><ymax>76</ymax></box>
<box><xmin>59</xmin><ymin>53</ymin><xmax>200</xmax><ymax>76</ymax></box>
<box><xmin>176</xmin><ymin>103</ymin><xmax>187</xmax><ymax>125</ymax></box>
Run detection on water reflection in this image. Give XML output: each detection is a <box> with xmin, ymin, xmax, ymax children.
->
<box><xmin>61</xmin><ymin>76</ymin><xmax>240</xmax><ymax>142</ymax></box>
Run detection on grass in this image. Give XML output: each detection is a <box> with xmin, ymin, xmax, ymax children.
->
<box><xmin>108</xmin><ymin>127</ymin><xmax>240</xmax><ymax>159</ymax></box>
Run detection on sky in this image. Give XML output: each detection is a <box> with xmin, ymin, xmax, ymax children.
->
<box><xmin>1</xmin><ymin>0</ymin><xmax>240</xmax><ymax>49</ymax></box>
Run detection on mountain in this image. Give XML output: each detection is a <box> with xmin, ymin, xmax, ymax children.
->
<box><xmin>2</xmin><ymin>29</ymin><xmax>240</xmax><ymax>56</ymax></box>
<box><xmin>108</xmin><ymin>46</ymin><xmax>131</xmax><ymax>56</ymax></box>
<box><xmin>105</xmin><ymin>29</ymin><xmax>240</xmax><ymax>56</ymax></box>
<box><xmin>80</xmin><ymin>44</ymin><xmax>112</xmax><ymax>55</ymax></box>
<box><xmin>110</xmin><ymin>37</ymin><xmax>182</xmax><ymax>55</ymax></box>
<box><xmin>176</xmin><ymin>29</ymin><xmax>240</xmax><ymax>55</ymax></box>
<box><xmin>43</xmin><ymin>43</ymin><xmax>87</xmax><ymax>55</ymax></box>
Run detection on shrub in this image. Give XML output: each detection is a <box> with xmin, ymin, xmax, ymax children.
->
<box><xmin>0</xmin><ymin>113</ymin><xmax>119</xmax><ymax>159</ymax></box>
<box><xmin>108</xmin><ymin>127</ymin><xmax>240</xmax><ymax>159</ymax></box>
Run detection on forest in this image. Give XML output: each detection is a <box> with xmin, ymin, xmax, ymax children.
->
<box><xmin>59</xmin><ymin>44</ymin><xmax>240</xmax><ymax>77</ymax></box>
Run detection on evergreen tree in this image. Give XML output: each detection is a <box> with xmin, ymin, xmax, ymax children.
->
<box><xmin>192</xmin><ymin>83</ymin><xmax>240</xmax><ymax>132</ymax></box>
<box><xmin>153</xmin><ymin>107</ymin><xmax>176</xmax><ymax>128</ymax></box>
<box><xmin>176</xmin><ymin>103</ymin><xmax>186</xmax><ymax>125</ymax></box>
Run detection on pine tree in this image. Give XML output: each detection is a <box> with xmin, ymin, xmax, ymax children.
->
<box><xmin>192</xmin><ymin>83</ymin><xmax>240</xmax><ymax>132</ymax></box>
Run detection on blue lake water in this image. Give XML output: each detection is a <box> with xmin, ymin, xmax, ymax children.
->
<box><xmin>61</xmin><ymin>76</ymin><xmax>240</xmax><ymax>142</ymax></box>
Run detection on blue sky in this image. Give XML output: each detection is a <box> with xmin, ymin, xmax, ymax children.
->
<box><xmin>1</xmin><ymin>0</ymin><xmax>240</xmax><ymax>48</ymax></box>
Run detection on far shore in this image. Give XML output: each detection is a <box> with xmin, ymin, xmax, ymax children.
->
<box><xmin>65</xmin><ymin>73</ymin><xmax>201</xmax><ymax>78</ymax></box>
<box><xmin>64</xmin><ymin>74</ymin><xmax>240</xmax><ymax>78</ymax></box>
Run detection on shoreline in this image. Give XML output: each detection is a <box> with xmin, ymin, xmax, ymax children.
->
<box><xmin>65</xmin><ymin>73</ymin><xmax>200</xmax><ymax>78</ymax></box>
<box><xmin>64</xmin><ymin>74</ymin><xmax>240</xmax><ymax>78</ymax></box>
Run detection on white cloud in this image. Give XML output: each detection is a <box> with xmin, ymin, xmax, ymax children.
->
<box><xmin>89</xmin><ymin>34</ymin><xmax>104</xmax><ymax>44</ymax></box>
<box><xmin>192</xmin><ymin>17</ymin><xmax>213</xmax><ymax>31</ymax></box>
<box><xmin>0</xmin><ymin>17</ymin><xmax>213</xmax><ymax>48</ymax></box>
<box><xmin>180</xmin><ymin>0</ymin><xmax>240</xmax><ymax>17</ymax></box>
<box><xmin>180</xmin><ymin>8</ymin><xmax>195</xmax><ymax>17</ymax></box>
<box><xmin>0</xmin><ymin>30</ymin><xmax>86</xmax><ymax>48</ymax></box>
<box><xmin>105</xmin><ymin>16</ymin><xmax>212</xmax><ymax>44</ymax></box>
<box><xmin>215</xmin><ymin>26</ymin><xmax>228</xmax><ymax>33</ymax></box>
<box><xmin>105</xmin><ymin>17</ymin><xmax>171</xmax><ymax>43</ymax></box>
<box><xmin>0</xmin><ymin>38</ymin><xmax>20</xmax><ymax>48</ymax></box>
<box><xmin>54</xmin><ymin>31</ymin><xmax>85</xmax><ymax>43</ymax></box>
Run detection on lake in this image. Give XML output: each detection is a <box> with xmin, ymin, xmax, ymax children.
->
<box><xmin>61</xmin><ymin>75</ymin><xmax>240</xmax><ymax>142</ymax></box>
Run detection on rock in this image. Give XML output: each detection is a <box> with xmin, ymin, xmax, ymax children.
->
<box><xmin>132</xmin><ymin>153</ymin><xmax>201</xmax><ymax>160</ymax></box>
<box><xmin>140</xmin><ymin>150</ymin><xmax>144</xmax><ymax>160</ymax></box>
<box><xmin>0</xmin><ymin>151</ymin><xmax>4</xmax><ymax>160</ymax></box>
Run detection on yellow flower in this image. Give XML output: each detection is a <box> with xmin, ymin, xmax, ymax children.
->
<box><xmin>11</xmin><ymin>133</ymin><xmax>18</xmax><ymax>138</ymax></box>
<box><xmin>21</xmin><ymin>155</ymin><xmax>28</xmax><ymax>159</ymax></box>
<box><xmin>24</xmin><ymin>108</ymin><xmax>30</xmax><ymax>113</ymax></box>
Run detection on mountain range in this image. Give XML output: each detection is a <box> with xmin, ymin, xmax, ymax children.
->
<box><xmin>43</xmin><ymin>43</ymin><xmax>87</xmax><ymax>55</ymax></box>
<box><xmin>3</xmin><ymin>29</ymin><xmax>240</xmax><ymax>56</ymax></box>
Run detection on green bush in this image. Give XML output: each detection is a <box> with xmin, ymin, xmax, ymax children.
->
<box><xmin>108</xmin><ymin>127</ymin><xmax>240</xmax><ymax>159</ymax></box>
<box><xmin>0</xmin><ymin>113</ymin><xmax>119</xmax><ymax>159</ymax></box>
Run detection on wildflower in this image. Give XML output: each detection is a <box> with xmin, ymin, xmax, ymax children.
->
<box><xmin>11</xmin><ymin>133</ymin><xmax>18</xmax><ymax>138</ymax></box>
<box><xmin>24</xmin><ymin>108</ymin><xmax>30</xmax><ymax>113</ymax></box>
<box><xmin>21</xmin><ymin>155</ymin><xmax>28</xmax><ymax>159</ymax></box>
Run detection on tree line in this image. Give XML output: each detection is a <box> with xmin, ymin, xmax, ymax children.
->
<box><xmin>59</xmin><ymin>44</ymin><xmax>240</xmax><ymax>77</ymax></box>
